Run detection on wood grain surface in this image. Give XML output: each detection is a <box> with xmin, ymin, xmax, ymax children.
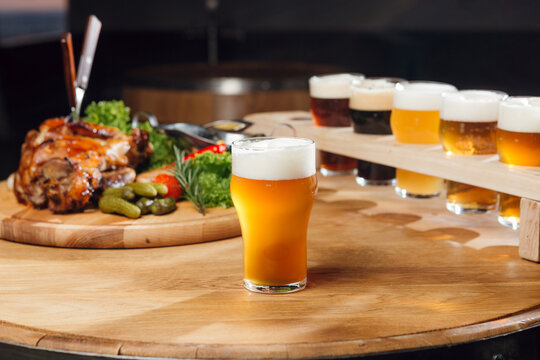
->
<box><xmin>0</xmin><ymin>182</ymin><xmax>240</xmax><ymax>248</ymax></box>
<box><xmin>1</xmin><ymin>175</ymin><xmax>539</xmax><ymax>359</ymax></box>
<box><xmin>519</xmin><ymin>198</ymin><xmax>540</xmax><ymax>262</ymax></box>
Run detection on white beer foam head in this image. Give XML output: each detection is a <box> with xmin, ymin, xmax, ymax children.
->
<box><xmin>499</xmin><ymin>97</ymin><xmax>540</xmax><ymax>133</ymax></box>
<box><xmin>349</xmin><ymin>78</ymin><xmax>397</xmax><ymax>111</ymax></box>
<box><xmin>232</xmin><ymin>137</ymin><xmax>316</xmax><ymax>180</ymax></box>
<box><xmin>440</xmin><ymin>90</ymin><xmax>507</xmax><ymax>123</ymax></box>
<box><xmin>309</xmin><ymin>73</ymin><xmax>364</xmax><ymax>99</ymax></box>
<box><xmin>393</xmin><ymin>81</ymin><xmax>457</xmax><ymax>111</ymax></box>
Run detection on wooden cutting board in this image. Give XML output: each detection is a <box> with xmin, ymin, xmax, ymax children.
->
<box><xmin>0</xmin><ymin>182</ymin><xmax>240</xmax><ymax>248</ymax></box>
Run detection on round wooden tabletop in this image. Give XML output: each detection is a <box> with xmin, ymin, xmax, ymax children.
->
<box><xmin>1</xmin><ymin>175</ymin><xmax>539</xmax><ymax>359</ymax></box>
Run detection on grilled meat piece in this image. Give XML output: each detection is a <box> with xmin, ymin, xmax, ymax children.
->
<box><xmin>100</xmin><ymin>167</ymin><xmax>136</xmax><ymax>190</ymax></box>
<box><xmin>13</xmin><ymin>117</ymin><xmax>152</xmax><ymax>213</ymax></box>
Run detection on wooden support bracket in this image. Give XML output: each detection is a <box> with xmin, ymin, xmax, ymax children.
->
<box><xmin>519</xmin><ymin>198</ymin><xmax>540</xmax><ymax>262</ymax></box>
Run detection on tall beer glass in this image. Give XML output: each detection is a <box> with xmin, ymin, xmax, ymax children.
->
<box><xmin>231</xmin><ymin>137</ymin><xmax>317</xmax><ymax>293</ymax></box>
<box><xmin>496</xmin><ymin>97</ymin><xmax>540</xmax><ymax>229</ymax></box>
<box><xmin>310</xmin><ymin>73</ymin><xmax>364</xmax><ymax>176</ymax></box>
<box><xmin>390</xmin><ymin>81</ymin><xmax>457</xmax><ymax>198</ymax></box>
<box><xmin>440</xmin><ymin>90</ymin><xmax>507</xmax><ymax>214</ymax></box>
<box><xmin>350</xmin><ymin>78</ymin><xmax>404</xmax><ymax>186</ymax></box>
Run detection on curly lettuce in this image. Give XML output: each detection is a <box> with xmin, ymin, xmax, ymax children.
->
<box><xmin>191</xmin><ymin>151</ymin><xmax>233</xmax><ymax>209</ymax></box>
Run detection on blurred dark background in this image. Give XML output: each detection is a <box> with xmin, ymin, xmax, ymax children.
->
<box><xmin>1</xmin><ymin>0</ymin><xmax>540</xmax><ymax>178</ymax></box>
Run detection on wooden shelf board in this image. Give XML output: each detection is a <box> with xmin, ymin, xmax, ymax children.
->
<box><xmin>246</xmin><ymin>111</ymin><xmax>540</xmax><ymax>201</ymax></box>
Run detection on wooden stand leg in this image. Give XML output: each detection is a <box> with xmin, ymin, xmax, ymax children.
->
<box><xmin>519</xmin><ymin>198</ymin><xmax>540</xmax><ymax>262</ymax></box>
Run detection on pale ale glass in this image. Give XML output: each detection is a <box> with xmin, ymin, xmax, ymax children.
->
<box><xmin>350</xmin><ymin>78</ymin><xmax>404</xmax><ymax>186</ymax></box>
<box><xmin>496</xmin><ymin>97</ymin><xmax>540</xmax><ymax>229</ymax></box>
<box><xmin>395</xmin><ymin>169</ymin><xmax>443</xmax><ymax>197</ymax></box>
<box><xmin>231</xmin><ymin>137</ymin><xmax>317</xmax><ymax>293</ymax></box>
<box><xmin>497</xmin><ymin>193</ymin><xmax>520</xmax><ymax>230</ymax></box>
<box><xmin>440</xmin><ymin>90</ymin><xmax>507</xmax><ymax>214</ymax></box>
<box><xmin>309</xmin><ymin>73</ymin><xmax>364</xmax><ymax>176</ymax></box>
<box><xmin>390</xmin><ymin>81</ymin><xmax>457</xmax><ymax>198</ymax></box>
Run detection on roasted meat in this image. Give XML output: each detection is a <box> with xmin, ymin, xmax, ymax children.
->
<box><xmin>13</xmin><ymin>117</ymin><xmax>152</xmax><ymax>213</ymax></box>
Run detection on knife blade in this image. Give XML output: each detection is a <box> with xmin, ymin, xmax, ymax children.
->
<box><xmin>75</xmin><ymin>14</ymin><xmax>102</xmax><ymax>120</ymax></box>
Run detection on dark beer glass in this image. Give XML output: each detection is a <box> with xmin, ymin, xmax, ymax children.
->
<box><xmin>350</xmin><ymin>78</ymin><xmax>404</xmax><ymax>186</ymax></box>
<box><xmin>309</xmin><ymin>73</ymin><xmax>364</xmax><ymax>176</ymax></box>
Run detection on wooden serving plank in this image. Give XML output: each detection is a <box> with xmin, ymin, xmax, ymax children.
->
<box><xmin>0</xmin><ymin>182</ymin><xmax>240</xmax><ymax>248</ymax></box>
<box><xmin>0</xmin><ymin>175</ymin><xmax>539</xmax><ymax>359</ymax></box>
<box><xmin>246</xmin><ymin>111</ymin><xmax>540</xmax><ymax>263</ymax></box>
<box><xmin>245</xmin><ymin>111</ymin><xmax>540</xmax><ymax>202</ymax></box>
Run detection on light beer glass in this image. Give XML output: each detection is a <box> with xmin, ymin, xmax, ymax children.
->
<box><xmin>390</xmin><ymin>81</ymin><xmax>457</xmax><ymax>198</ymax></box>
<box><xmin>350</xmin><ymin>78</ymin><xmax>404</xmax><ymax>186</ymax></box>
<box><xmin>230</xmin><ymin>137</ymin><xmax>317</xmax><ymax>293</ymax></box>
<box><xmin>440</xmin><ymin>90</ymin><xmax>507</xmax><ymax>214</ymax></box>
<box><xmin>309</xmin><ymin>73</ymin><xmax>364</xmax><ymax>176</ymax></box>
<box><xmin>498</xmin><ymin>193</ymin><xmax>520</xmax><ymax>230</ymax></box>
<box><xmin>496</xmin><ymin>97</ymin><xmax>540</xmax><ymax>229</ymax></box>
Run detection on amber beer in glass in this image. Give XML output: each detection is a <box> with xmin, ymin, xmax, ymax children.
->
<box><xmin>350</xmin><ymin>78</ymin><xmax>403</xmax><ymax>186</ymax></box>
<box><xmin>496</xmin><ymin>97</ymin><xmax>540</xmax><ymax>229</ymax></box>
<box><xmin>309</xmin><ymin>73</ymin><xmax>364</xmax><ymax>176</ymax></box>
<box><xmin>230</xmin><ymin>137</ymin><xmax>317</xmax><ymax>293</ymax></box>
<box><xmin>390</xmin><ymin>81</ymin><xmax>457</xmax><ymax>198</ymax></box>
<box><xmin>440</xmin><ymin>90</ymin><xmax>507</xmax><ymax>214</ymax></box>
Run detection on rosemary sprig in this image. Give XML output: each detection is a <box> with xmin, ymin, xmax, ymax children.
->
<box><xmin>171</xmin><ymin>146</ymin><xmax>206</xmax><ymax>215</ymax></box>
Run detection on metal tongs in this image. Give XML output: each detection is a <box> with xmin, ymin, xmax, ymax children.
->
<box><xmin>132</xmin><ymin>112</ymin><xmax>263</xmax><ymax>149</ymax></box>
<box><xmin>60</xmin><ymin>15</ymin><xmax>102</xmax><ymax>121</ymax></box>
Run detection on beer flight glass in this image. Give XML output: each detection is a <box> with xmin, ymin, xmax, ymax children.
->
<box><xmin>309</xmin><ymin>73</ymin><xmax>364</xmax><ymax>176</ymax></box>
<box><xmin>349</xmin><ymin>78</ymin><xmax>404</xmax><ymax>186</ymax></box>
<box><xmin>390</xmin><ymin>81</ymin><xmax>457</xmax><ymax>198</ymax></box>
<box><xmin>230</xmin><ymin>137</ymin><xmax>317</xmax><ymax>294</ymax></box>
<box><xmin>496</xmin><ymin>97</ymin><xmax>540</xmax><ymax>229</ymax></box>
<box><xmin>440</xmin><ymin>90</ymin><xmax>507</xmax><ymax>214</ymax></box>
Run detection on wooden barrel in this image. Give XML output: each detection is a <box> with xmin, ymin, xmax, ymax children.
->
<box><xmin>122</xmin><ymin>62</ymin><xmax>342</xmax><ymax>125</ymax></box>
<box><xmin>0</xmin><ymin>174</ymin><xmax>539</xmax><ymax>359</ymax></box>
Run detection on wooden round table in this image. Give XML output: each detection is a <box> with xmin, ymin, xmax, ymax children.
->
<box><xmin>1</xmin><ymin>175</ymin><xmax>539</xmax><ymax>359</ymax></box>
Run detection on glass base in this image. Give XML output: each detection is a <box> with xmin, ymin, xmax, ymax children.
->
<box><xmin>243</xmin><ymin>278</ymin><xmax>306</xmax><ymax>294</ymax></box>
<box><xmin>498</xmin><ymin>215</ymin><xmax>520</xmax><ymax>230</ymax></box>
<box><xmin>446</xmin><ymin>202</ymin><xmax>493</xmax><ymax>215</ymax></box>
<box><xmin>320</xmin><ymin>168</ymin><xmax>357</xmax><ymax>177</ymax></box>
<box><xmin>356</xmin><ymin>177</ymin><xmax>396</xmax><ymax>187</ymax></box>
<box><xmin>395</xmin><ymin>186</ymin><xmax>440</xmax><ymax>199</ymax></box>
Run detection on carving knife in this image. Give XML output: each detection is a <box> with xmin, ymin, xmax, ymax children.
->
<box><xmin>75</xmin><ymin>15</ymin><xmax>102</xmax><ymax>120</ymax></box>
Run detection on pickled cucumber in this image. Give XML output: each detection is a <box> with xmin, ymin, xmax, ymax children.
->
<box><xmin>126</xmin><ymin>182</ymin><xmax>158</xmax><ymax>197</ymax></box>
<box><xmin>102</xmin><ymin>186</ymin><xmax>136</xmax><ymax>201</ymax></box>
<box><xmin>150</xmin><ymin>197</ymin><xmax>177</xmax><ymax>215</ymax></box>
<box><xmin>99</xmin><ymin>196</ymin><xmax>141</xmax><ymax>218</ymax></box>
<box><xmin>135</xmin><ymin>197</ymin><xmax>154</xmax><ymax>215</ymax></box>
<box><xmin>150</xmin><ymin>183</ymin><xmax>168</xmax><ymax>196</ymax></box>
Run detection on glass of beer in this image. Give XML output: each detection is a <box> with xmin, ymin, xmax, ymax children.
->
<box><xmin>390</xmin><ymin>81</ymin><xmax>457</xmax><ymax>198</ymax></box>
<box><xmin>350</xmin><ymin>78</ymin><xmax>405</xmax><ymax>186</ymax></box>
<box><xmin>497</xmin><ymin>193</ymin><xmax>520</xmax><ymax>230</ymax></box>
<box><xmin>440</xmin><ymin>90</ymin><xmax>507</xmax><ymax>214</ymax></box>
<box><xmin>496</xmin><ymin>97</ymin><xmax>540</xmax><ymax>229</ymax></box>
<box><xmin>230</xmin><ymin>137</ymin><xmax>317</xmax><ymax>294</ymax></box>
<box><xmin>309</xmin><ymin>73</ymin><xmax>364</xmax><ymax>176</ymax></box>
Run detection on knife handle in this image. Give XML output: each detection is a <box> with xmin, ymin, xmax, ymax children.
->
<box><xmin>60</xmin><ymin>33</ymin><xmax>77</xmax><ymax>108</ymax></box>
<box><xmin>76</xmin><ymin>15</ymin><xmax>102</xmax><ymax>90</ymax></box>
